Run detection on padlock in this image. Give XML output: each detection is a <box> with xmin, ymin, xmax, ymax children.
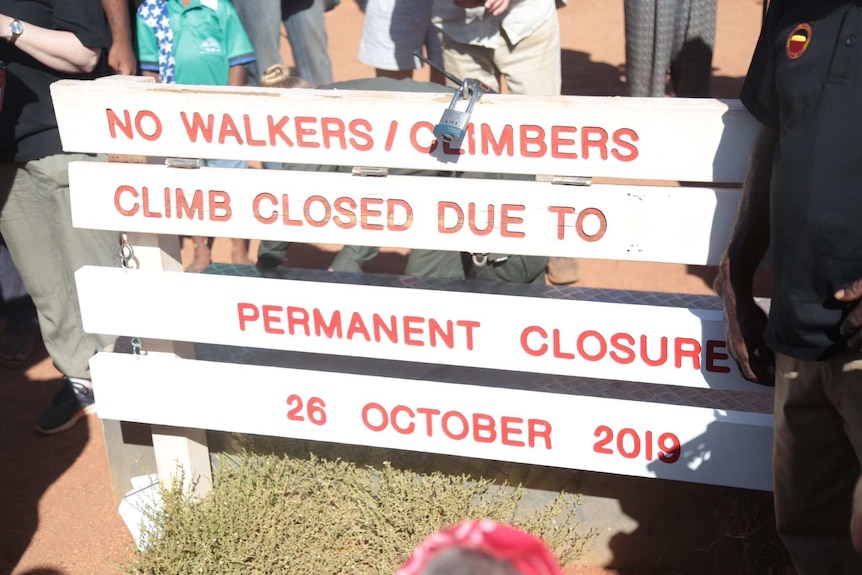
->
<box><xmin>433</xmin><ymin>78</ymin><xmax>482</xmax><ymax>144</ymax></box>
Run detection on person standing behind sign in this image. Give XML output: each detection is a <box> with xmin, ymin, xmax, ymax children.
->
<box><xmin>429</xmin><ymin>0</ymin><xmax>579</xmax><ymax>286</ymax></box>
<box><xmin>623</xmin><ymin>0</ymin><xmax>716</xmax><ymax>97</ymax></box>
<box><xmin>715</xmin><ymin>2</ymin><xmax>862</xmax><ymax>572</ymax></box>
<box><xmin>136</xmin><ymin>0</ymin><xmax>256</xmax><ymax>272</ymax></box>
<box><xmin>0</xmin><ymin>0</ymin><xmax>121</xmax><ymax>433</ymax></box>
<box><xmin>358</xmin><ymin>0</ymin><xmax>445</xmax><ymax>85</ymax></box>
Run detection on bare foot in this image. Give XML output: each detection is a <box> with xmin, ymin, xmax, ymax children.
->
<box><xmin>186</xmin><ymin>243</ymin><xmax>211</xmax><ymax>272</ymax></box>
<box><xmin>231</xmin><ymin>239</ymin><xmax>252</xmax><ymax>266</ymax></box>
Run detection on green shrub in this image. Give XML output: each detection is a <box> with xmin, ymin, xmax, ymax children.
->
<box><xmin>124</xmin><ymin>451</ymin><xmax>595</xmax><ymax>575</ymax></box>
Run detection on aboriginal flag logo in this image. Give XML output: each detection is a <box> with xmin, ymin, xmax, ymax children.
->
<box><xmin>787</xmin><ymin>23</ymin><xmax>812</xmax><ymax>60</ymax></box>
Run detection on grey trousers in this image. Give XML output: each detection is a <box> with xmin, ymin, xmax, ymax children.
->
<box><xmin>774</xmin><ymin>351</ymin><xmax>862</xmax><ymax>574</ymax></box>
<box><xmin>623</xmin><ymin>0</ymin><xmax>716</xmax><ymax>97</ymax></box>
<box><xmin>0</xmin><ymin>153</ymin><xmax>118</xmax><ymax>379</ymax></box>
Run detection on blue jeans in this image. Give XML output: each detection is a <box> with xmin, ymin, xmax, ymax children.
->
<box><xmin>233</xmin><ymin>0</ymin><xmax>333</xmax><ymax>88</ymax></box>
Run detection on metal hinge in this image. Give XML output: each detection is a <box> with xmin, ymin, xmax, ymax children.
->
<box><xmin>551</xmin><ymin>175</ymin><xmax>592</xmax><ymax>187</ymax></box>
<box><xmin>351</xmin><ymin>166</ymin><xmax>389</xmax><ymax>177</ymax></box>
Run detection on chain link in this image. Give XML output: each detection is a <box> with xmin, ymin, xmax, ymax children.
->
<box><xmin>118</xmin><ymin>232</ymin><xmax>138</xmax><ymax>269</ymax></box>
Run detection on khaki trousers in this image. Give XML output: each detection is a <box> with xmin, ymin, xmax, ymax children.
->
<box><xmin>0</xmin><ymin>153</ymin><xmax>118</xmax><ymax>380</ymax></box>
<box><xmin>439</xmin><ymin>10</ymin><xmax>561</xmax><ymax>96</ymax></box>
<box><xmin>774</xmin><ymin>351</ymin><xmax>862</xmax><ymax>574</ymax></box>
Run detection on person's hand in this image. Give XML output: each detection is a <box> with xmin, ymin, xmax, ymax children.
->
<box><xmin>483</xmin><ymin>0</ymin><xmax>510</xmax><ymax>15</ymax></box>
<box><xmin>107</xmin><ymin>42</ymin><xmax>136</xmax><ymax>75</ymax></box>
<box><xmin>834</xmin><ymin>277</ymin><xmax>862</xmax><ymax>349</ymax></box>
<box><xmin>714</xmin><ymin>272</ymin><xmax>775</xmax><ymax>385</ymax></box>
<box><xmin>453</xmin><ymin>0</ymin><xmax>510</xmax><ymax>15</ymax></box>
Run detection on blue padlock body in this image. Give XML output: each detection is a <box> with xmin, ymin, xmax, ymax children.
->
<box><xmin>433</xmin><ymin>123</ymin><xmax>466</xmax><ymax>142</ymax></box>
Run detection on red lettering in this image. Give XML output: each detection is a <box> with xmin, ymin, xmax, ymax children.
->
<box><xmin>175</xmin><ymin>188</ymin><xmax>204</xmax><ymax>220</ymax></box>
<box><xmin>442</xmin><ymin>411</ymin><xmax>469</xmax><ymax>440</ymax></box>
<box><xmin>362</xmin><ymin>403</ymin><xmax>387</xmax><ymax>432</ymax></box>
<box><xmin>253</xmin><ymin>193</ymin><xmax>278</xmax><ymax>224</ymax></box>
<box><xmin>528</xmin><ymin>419</ymin><xmax>552</xmax><ymax>449</ymax></box>
<box><xmin>468</xmin><ymin>203</ymin><xmax>494</xmax><ymax>236</ymax></box>
<box><xmin>674</xmin><ymin>337</ymin><xmax>702</xmax><ymax>369</ymax></box>
<box><xmin>287</xmin><ymin>306</ymin><xmax>310</xmax><ymax>336</ymax></box>
<box><xmin>577</xmin><ymin>330</ymin><xmax>608</xmax><ymax>361</ymax></box>
<box><xmin>500</xmin><ymin>204</ymin><xmax>525</xmax><ymax>238</ymax></box>
<box><xmin>114</xmin><ymin>185</ymin><xmax>138</xmax><ymax>216</ymax></box>
<box><xmin>208</xmin><ymin>190</ymin><xmax>231</xmax><ymax>222</ymax></box>
<box><xmin>107</xmin><ymin>109</ymin><xmax>133</xmax><ymax>139</ymax></box>
<box><xmin>262</xmin><ymin>304</ymin><xmax>284</xmax><ymax>334</ymax></box>
<box><xmin>611</xmin><ymin>128</ymin><xmax>639</xmax><ymax>162</ymax></box>
<box><xmin>237</xmin><ymin>303</ymin><xmax>259</xmax><ymax>330</ymax></box>
<box><xmin>457</xmin><ymin>320</ymin><xmax>480</xmax><ymax>351</ymax></box>
<box><xmin>548</xmin><ymin>206</ymin><xmax>575</xmax><ymax>240</ymax></box>
<box><xmin>267</xmin><ymin>115</ymin><xmax>294</xmax><ymax>146</ymax></box>
<box><xmin>581</xmin><ymin>127</ymin><xmax>609</xmax><ymax>160</ymax></box>
<box><xmin>501</xmin><ymin>417</ymin><xmax>525</xmax><ymax>447</ymax></box>
<box><xmin>705</xmin><ymin>340</ymin><xmax>732</xmax><ymax>373</ymax></box>
<box><xmin>552</xmin><ymin>329</ymin><xmax>575</xmax><ymax>360</ymax></box>
<box><xmin>348</xmin><ymin>119</ymin><xmax>373</xmax><ymax>151</ymax></box>
<box><xmin>243</xmin><ymin>114</ymin><xmax>266</xmax><ymax>146</ymax></box>
<box><xmin>438</xmin><ymin>202</ymin><xmax>464</xmax><ymax>234</ymax></box>
<box><xmin>181</xmin><ymin>112</ymin><xmax>215</xmax><ymax>143</ymax></box>
<box><xmin>641</xmin><ymin>335</ymin><xmax>668</xmax><ymax>367</ymax></box>
<box><xmin>521</xmin><ymin>326</ymin><xmax>548</xmax><ymax>356</ymax></box>
<box><xmin>473</xmin><ymin>413</ymin><xmax>497</xmax><ymax>443</ymax></box>
<box><xmin>550</xmin><ymin>126</ymin><xmax>577</xmax><ymax>159</ymax></box>
<box><xmin>480</xmin><ymin>124</ymin><xmax>514</xmax><ymax>156</ymax></box>
<box><xmin>360</xmin><ymin>198</ymin><xmax>384</xmax><ymax>230</ymax></box>
<box><xmin>304</xmin><ymin>195</ymin><xmax>331</xmax><ymax>227</ymax></box>
<box><xmin>410</xmin><ymin>121</ymin><xmax>435</xmax><ymax>153</ymax></box>
<box><xmin>519</xmin><ymin>125</ymin><xmax>547</xmax><ymax>158</ymax></box>
<box><xmin>333</xmin><ymin>196</ymin><xmax>357</xmax><ymax>228</ymax></box>
<box><xmin>294</xmin><ymin>116</ymin><xmax>319</xmax><ymax>148</ymax></box>
<box><xmin>388</xmin><ymin>199</ymin><xmax>413</xmax><ymax>232</ymax></box>
<box><xmin>391</xmin><ymin>405</ymin><xmax>415</xmax><ymax>434</ymax></box>
<box><xmin>416</xmin><ymin>407</ymin><xmax>440</xmax><ymax>437</ymax></box>
<box><xmin>610</xmin><ymin>333</ymin><xmax>636</xmax><ymax>364</ymax></box>
<box><xmin>403</xmin><ymin>316</ymin><xmax>424</xmax><ymax>346</ymax></box>
<box><xmin>217</xmin><ymin>113</ymin><xmax>243</xmax><ymax>145</ymax></box>
<box><xmin>312</xmin><ymin>309</ymin><xmax>342</xmax><ymax>338</ymax></box>
<box><xmin>320</xmin><ymin>117</ymin><xmax>347</xmax><ymax>149</ymax></box>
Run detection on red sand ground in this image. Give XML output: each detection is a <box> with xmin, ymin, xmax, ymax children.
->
<box><xmin>0</xmin><ymin>1</ymin><xmax>766</xmax><ymax>574</ymax></box>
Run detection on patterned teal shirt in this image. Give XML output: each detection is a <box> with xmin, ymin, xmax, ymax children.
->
<box><xmin>137</xmin><ymin>0</ymin><xmax>255</xmax><ymax>86</ymax></box>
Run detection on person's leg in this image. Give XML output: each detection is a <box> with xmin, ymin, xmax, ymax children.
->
<box><xmin>773</xmin><ymin>352</ymin><xmax>862</xmax><ymax>574</ymax></box>
<box><xmin>439</xmin><ymin>34</ymin><xmax>499</xmax><ymax>92</ymax></box>
<box><xmin>232</xmin><ymin>0</ymin><xmax>283</xmax><ymax>86</ymax></box>
<box><xmin>0</xmin><ymin>235</ymin><xmax>40</xmax><ymax>365</ymax></box>
<box><xmin>199</xmin><ymin>159</ymin><xmax>249</xmax><ymax>269</ymax></box>
<box><xmin>0</xmin><ymin>155</ymin><xmax>117</xmax><ymax>382</ymax></box>
<box><xmin>404</xmin><ymin>250</ymin><xmax>465</xmax><ymax>280</ymax></box>
<box><xmin>358</xmin><ymin>0</ymin><xmax>437</xmax><ymax>80</ymax></box>
<box><xmin>496</xmin><ymin>10</ymin><xmax>561</xmax><ymax>96</ymax></box>
<box><xmin>669</xmin><ymin>0</ymin><xmax>715</xmax><ymax>97</ymax></box>
<box><xmin>624</xmin><ymin>0</ymin><xmax>675</xmax><ymax>97</ymax></box>
<box><xmin>283</xmin><ymin>0</ymin><xmax>333</xmax><ymax>87</ymax></box>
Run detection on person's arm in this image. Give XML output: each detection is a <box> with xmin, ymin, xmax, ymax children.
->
<box><xmin>102</xmin><ymin>0</ymin><xmax>137</xmax><ymax>74</ymax></box>
<box><xmin>0</xmin><ymin>13</ymin><xmax>101</xmax><ymax>73</ymax></box>
<box><xmin>713</xmin><ymin>123</ymin><xmax>776</xmax><ymax>385</ymax></box>
<box><xmin>228</xmin><ymin>64</ymin><xmax>247</xmax><ymax>87</ymax></box>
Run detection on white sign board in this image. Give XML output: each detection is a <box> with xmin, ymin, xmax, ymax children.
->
<box><xmin>75</xmin><ymin>266</ymin><xmax>769</xmax><ymax>394</ymax></box>
<box><xmin>69</xmin><ymin>161</ymin><xmax>740</xmax><ymax>265</ymax></box>
<box><xmin>51</xmin><ymin>79</ymin><xmax>759</xmax><ymax>183</ymax></box>
<box><xmin>90</xmin><ymin>352</ymin><xmax>774</xmax><ymax>491</ymax></box>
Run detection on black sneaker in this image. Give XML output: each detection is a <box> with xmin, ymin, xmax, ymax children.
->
<box><xmin>35</xmin><ymin>378</ymin><xmax>96</xmax><ymax>435</ymax></box>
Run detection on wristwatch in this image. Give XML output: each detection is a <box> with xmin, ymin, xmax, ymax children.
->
<box><xmin>8</xmin><ymin>19</ymin><xmax>22</xmax><ymax>45</ymax></box>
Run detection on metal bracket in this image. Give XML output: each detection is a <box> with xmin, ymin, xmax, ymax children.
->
<box><xmin>165</xmin><ymin>158</ymin><xmax>202</xmax><ymax>169</ymax></box>
<box><xmin>551</xmin><ymin>175</ymin><xmax>592</xmax><ymax>187</ymax></box>
<box><xmin>351</xmin><ymin>166</ymin><xmax>389</xmax><ymax>177</ymax></box>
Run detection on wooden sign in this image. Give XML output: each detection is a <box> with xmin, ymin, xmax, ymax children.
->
<box><xmin>69</xmin><ymin>161</ymin><xmax>740</xmax><ymax>265</ymax></box>
<box><xmin>51</xmin><ymin>79</ymin><xmax>759</xmax><ymax>183</ymax></box>
<box><xmin>90</xmin><ymin>352</ymin><xmax>774</xmax><ymax>491</ymax></box>
<box><xmin>75</xmin><ymin>266</ymin><xmax>769</xmax><ymax>394</ymax></box>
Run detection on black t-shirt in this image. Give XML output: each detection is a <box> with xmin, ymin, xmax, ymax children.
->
<box><xmin>0</xmin><ymin>0</ymin><xmax>111</xmax><ymax>162</ymax></box>
<box><xmin>741</xmin><ymin>0</ymin><xmax>862</xmax><ymax>360</ymax></box>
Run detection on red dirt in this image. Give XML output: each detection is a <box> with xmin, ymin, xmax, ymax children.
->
<box><xmin>0</xmin><ymin>1</ymin><xmax>766</xmax><ymax>574</ymax></box>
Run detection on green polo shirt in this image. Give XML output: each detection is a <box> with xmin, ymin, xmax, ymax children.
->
<box><xmin>741</xmin><ymin>0</ymin><xmax>862</xmax><ymax>359</ymax></box>
<box><xmin>137</xmin><ymin>0</ymin><xmax>255</xmax><ymax>86</ymax></box>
